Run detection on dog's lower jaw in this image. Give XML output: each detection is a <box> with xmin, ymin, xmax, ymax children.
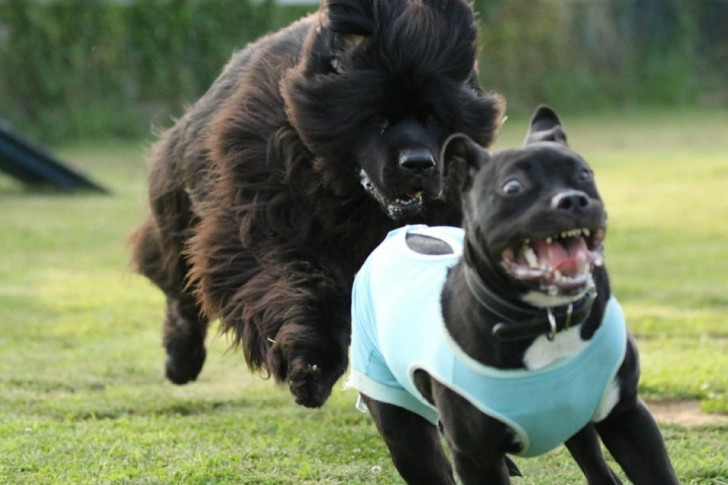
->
<box><xmin>521</xmin><ymin>278</ymin><xmax>595</xmax><ymax>308</ymax></box>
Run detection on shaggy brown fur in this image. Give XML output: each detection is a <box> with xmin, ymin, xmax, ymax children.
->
<box><xmin>131</xmin><ymin>0</ymin><xmax>504</xmax><ymax>407</ymax></box>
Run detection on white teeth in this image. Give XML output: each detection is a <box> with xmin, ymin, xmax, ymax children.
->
<box><xmin>545</xmin><ymin>237</ymin><xmax>552</xmax><ymax>244</ymax></box>
<box><xmin>553</xmin><ymin>270</ymin><xmax>589</xmax><ymax>285</ymax></box>
<box><xmin>549</xmin><ymin>228</ymin><xmax>592</xmax><ymax>241</ymax></box>
<box><xmin>564</xmin><ymin>228</ymin><xmax>583</xmax><ymax>238</ymax></box>
<box><xmin>524</xmin><ymin>246</ymin><xmax>539</xmax><ymax>268</ymax></box>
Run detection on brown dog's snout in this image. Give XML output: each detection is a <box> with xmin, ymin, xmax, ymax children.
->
<box><xmin>551</xmin><ymin>190</ymin><xmax>590</xmax><ymax>211</ymax></box>
<box><xmin>398</xmin><ymin>148</ymin><xmax>436</xmax><ymax>173</ymax></box>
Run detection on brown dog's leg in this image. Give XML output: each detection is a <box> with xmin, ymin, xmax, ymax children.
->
<box><xmin>131</xmin><ymin>215</ymin><xmax>208</xmax><ymax>384</ymax></box>
<box><xmin>362</xmin><ymin>395</ymin><xmax>456</xmax><ymax>485</ymax></box>
<box><xmin>161</xmin><ymin>293</ymin><xmax>207</xmax><ymax>384</ymax></box>
<box><xmin>565</xmin><ymin>424</ymin><xmax>623</xmax><ymax>485</ymax></box>
<box><xmin>239</xmin><ymin>260</ymin><xmax>352</xmax><ymax>408</ymax></box>
<box><xmin>187</xmin><ymin>211</ymin><xmax>351</xmax><ymax>407</ymax></box>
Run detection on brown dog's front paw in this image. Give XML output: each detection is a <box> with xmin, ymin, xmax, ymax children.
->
<box><xmin>165</xmin><ymin>344</ymin><xmax>206</xmax><ymax>385</ymax></box>
<box><xmin>287</xmin><ymin>360</ymin><xmax>333</xmax><ymax>408</ymax></box>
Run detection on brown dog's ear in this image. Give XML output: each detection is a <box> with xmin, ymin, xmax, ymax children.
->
<box><xmin>325</xmin><ymin>0</ymin><xmax>380</xmax><ymax>37</ymax></box>
<box><xmin>323</xmin><ymin>0</ymin><xmax>384</xmax><ymax>73</ymax></box>
<box><xmin>440</xmin><ymin>133</ymin><xmax>489</xmax><ymax>172</ymax></box>
<box><xmin>524</xmin><ymin>105</ymin><xmax>568</xmax><ymax>146</ymax></box>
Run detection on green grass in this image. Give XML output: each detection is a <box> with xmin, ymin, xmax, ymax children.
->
<box><xmin>1</xmin><ymin>109</ymin><xmax>727</xmax><ymax>484</ymax></box>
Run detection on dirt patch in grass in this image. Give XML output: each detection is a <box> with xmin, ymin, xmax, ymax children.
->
<box><xmin>648</xmin><ymin>400</ymin><xmax>728</xmax><ymax>426</ymax></box>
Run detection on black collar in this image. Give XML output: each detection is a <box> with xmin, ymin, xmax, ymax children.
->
<box><xmin>463</xmin><ymin>265</ymin><xmax>597</xmax><ymax>342</ymax></box>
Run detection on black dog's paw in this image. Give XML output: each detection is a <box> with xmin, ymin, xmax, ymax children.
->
<box><xmin>165</xmin><ymin>344</ymin><xmax>206</xmax><ymax>385</ymax></box>
<box><xmin>287</xmin><ymin>359</ymin><xmax>335</xmax><ymax>408</ymax></box>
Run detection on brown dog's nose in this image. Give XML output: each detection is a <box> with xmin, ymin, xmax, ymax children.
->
<box><xmin>551</xmin><ymin>190</ymin><xmax>590</xmax><ymax>211</ymax></box>
<box><xmin>399</xmin><ymin>149</ymin><xmax>436</xmax><ymax>172</ymax></box>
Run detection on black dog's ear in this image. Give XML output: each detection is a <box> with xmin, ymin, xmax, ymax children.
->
<box><xmin>440</xmin><ymin>133</ymin><xmax>489</xmax><ymax>171</ymax></box>
<box><xmin>524</xmin><ymin>105</ymin><xmax>568</xmax><ymax>146</ymax></box>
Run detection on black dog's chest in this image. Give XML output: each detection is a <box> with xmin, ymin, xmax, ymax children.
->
<box><xmin>520</xmin><ymin>325</ymin><xmax>589</xmax><ymax>370</ymax></box>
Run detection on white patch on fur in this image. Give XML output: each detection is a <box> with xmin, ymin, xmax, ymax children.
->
<box><xmin>593</xmin><ymin>380</ymin><xmax>621</xmax><ymax>422</ymax></box>
<box><xmin>523</xmin><ymin>324</ymin><xmax>588</xmax><ymax>370</ymax></box>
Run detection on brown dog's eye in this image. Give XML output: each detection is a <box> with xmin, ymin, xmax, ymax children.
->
<box><xmin>369</xmin><ymin>114</ymin><xmax>389</xmax><ymax>129</ymax></box>
<box><xmin>502</xmin><ymin>179</ymin><xmax>523</xmax><ymax>195</ymax></box>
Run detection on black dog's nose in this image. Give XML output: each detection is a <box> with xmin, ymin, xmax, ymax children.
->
<box><xmin>551</xmin><ymin>190</ymin><xmax>590</xmax><ymax>211</ymax></box>
<box><xmin>399</xmin><ymin>149</ymin><xmax>436</xmax><ymax>172</ymax></box>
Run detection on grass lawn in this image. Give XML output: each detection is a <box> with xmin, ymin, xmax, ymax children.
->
<box><xmin>1</xmin><ymin>108</ymin><xmax>727</xmax><ymax>484</ymax></box>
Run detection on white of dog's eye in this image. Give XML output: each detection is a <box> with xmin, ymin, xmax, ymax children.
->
<box><xmin>578</xmin><ymin>168</ymin><xmax>592</xmax><ymax>181</ymax></box>
<box><xmin>502</xmin><ymin>179</ymin><xmax>523</xmax><ymax>194</ymax></box>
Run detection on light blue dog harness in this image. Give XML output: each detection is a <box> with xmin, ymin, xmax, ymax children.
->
<box><xmin>347</xmin><ymin>225</ymin><xmax>627</xmax><ymax>457</ymax></box>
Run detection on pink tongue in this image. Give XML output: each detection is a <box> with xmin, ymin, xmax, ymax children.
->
<box><xmin>531</xmin><ymin>238</ymin><xmax>589</xmax><ymax>276</ymax></box>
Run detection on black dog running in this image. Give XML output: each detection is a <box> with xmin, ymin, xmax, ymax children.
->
<box><xmin>347</xmin><ymin>106</ymin><xmax>679</xmax><ymax>485</ymax></box>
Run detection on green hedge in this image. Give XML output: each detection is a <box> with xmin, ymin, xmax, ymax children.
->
<box><xmin>473</xmin><ymin>0</ymin><xmax>726</xmax><ymax>114</ymax></box>
<box><xmin>0</xmin><ymin>0</ymin><xmax>725</xmax><ymax>144</ymax></box>
<box><xmin>0</xmin><ymin>0</ymin><xmax>313</xmax><ymax>142</ymax></box>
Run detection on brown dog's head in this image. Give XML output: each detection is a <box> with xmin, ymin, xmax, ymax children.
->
<box><xmin>282</xmin><ymin>0</ymin><xmax>504</xmax><ymax>221</ymax></box>
<box><xmin>450</xmin><ymin>106</ymin><xmax>607</xmax><ymax>307</ymax></box>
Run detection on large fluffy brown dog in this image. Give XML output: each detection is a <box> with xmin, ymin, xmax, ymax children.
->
<box><xmin>131</xmin><ymin>0</ymin><xmax>504</xmax><ymax>407</ymax></box>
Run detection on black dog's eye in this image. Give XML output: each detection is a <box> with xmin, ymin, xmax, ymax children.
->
<box><xmin>502</xmin><ymin>179</ymin><xmax>524</xmax><ymax>195</ymax></box>
<box><xmin>577</xmin><ymin>167</ymin><xmax>593</xmax><ymax>182</ymax></box>
<box><xmin>425</xmin><ymin>113</ymin><xmax>438</xmax><ymax>125</ymax></box>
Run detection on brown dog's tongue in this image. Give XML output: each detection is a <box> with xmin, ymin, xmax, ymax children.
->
<box><xmin>531</xmin><ymin>238</ymin><xmax>589</xmax><ymax>276</ymax></box>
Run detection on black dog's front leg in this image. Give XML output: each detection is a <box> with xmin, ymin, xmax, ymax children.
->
<box><xmin>362</xmin><ymin>395</ymin><xmax>456</xmax><ymax>485</ymax></box>
<box><xmin>596</xmin><ymin>398</ymin><xmax>679</xmax><ymax>484</ymax></box>
<box><xmin>565</xmin><ymin>424</ymin><xmax>623</xmax><ymax>485</ymax></box>
<box><xmin>596</xmin><ymin>339</ymin><xmax>679</xmax><ymax>484</ymax></box>
<box><xmin>432</xmin><ymin>385</ymin><xmax>516</xmax><ymax>485</ymax></box>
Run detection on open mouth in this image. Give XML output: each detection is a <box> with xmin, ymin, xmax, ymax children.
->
<box><xmin>501</xmin><ymin>227</ymin><xmax>606</xmax><ymax>295</ymax></box>
<box><xmin>359</xmin><ymin>169</ymin><xmax>426</xmax><ymax>220</ymax></box>
<box><xmin>386</xmin><ymin>189</ymin><xmax>424</xmax><ymax>219</ymax></box>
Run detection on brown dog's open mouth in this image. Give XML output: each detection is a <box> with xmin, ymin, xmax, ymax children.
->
<box><xmin>501</xmin><ymin>227</ymin><xmax>605</xmax><ymax>294</ymax></box>
<box><xmin>359</xmin><ymin>169</ymin><xmax>429</xmax><ymax>219</ymax></box>
<box><xmin>387</xmin><ymin>189</ymin><xmax>425</xmax><ymax>218</ymax></box>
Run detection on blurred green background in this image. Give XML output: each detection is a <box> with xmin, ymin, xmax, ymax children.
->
<box><xmin>0</xmin><ymin>0</ymin><xmax>726</xmax><ymax>144</ymax></box>
<box><xmin>1</xmin><ymin>2</ymin><xmax>727</xmax><ymax>483</ymax></box>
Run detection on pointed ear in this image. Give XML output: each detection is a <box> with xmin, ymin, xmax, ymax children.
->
<box><xmin>440</xmin><ymin>133</ymin><xmax>490</xmax><ymax>171</ymax></box>
<box><xmin>524</xmin><ymin>105</ymin><xmax>568</xmax><ymax>146</ymax></box>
